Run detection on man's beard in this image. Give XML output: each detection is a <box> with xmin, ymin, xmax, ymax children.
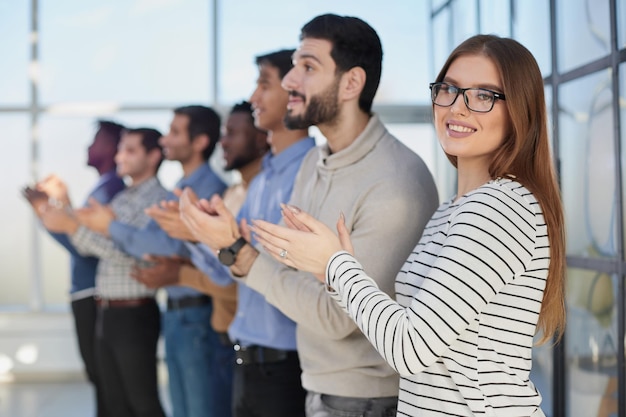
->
<box><xmin>284</xmin><ymin>77</ymin><xmax>340</xmax><ymax>130</ymax></box>
<box><xmin>225</xmin><ymin>152</ymin><xmax>258</xmax><ymax>172</ymax></box>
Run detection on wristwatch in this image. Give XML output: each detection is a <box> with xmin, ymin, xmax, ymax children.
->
<box><xmin>217</xmin><ymin>237</ymin><xmax>247</xmax><ymax>266</ymax></box>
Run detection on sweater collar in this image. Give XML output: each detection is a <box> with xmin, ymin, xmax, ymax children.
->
<box><xmin>316</xmin><ymin>113</ymin><xmax>386</xmax><ymax>170</ymax></box>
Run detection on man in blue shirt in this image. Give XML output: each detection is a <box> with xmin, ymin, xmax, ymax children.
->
<box><xmin>184</xmin><ymin>49</ymin><xmax>314</xmax><ymax>417</ymax></box>
<box><xmin>23</xmin><ymin>120</ymin><xmax>126</xmax><ymax>417</ymax></box>
<box><xmin>79</xmin><ymin>106</ymin><xmax>228</xmax><ymax>417</ymax></box>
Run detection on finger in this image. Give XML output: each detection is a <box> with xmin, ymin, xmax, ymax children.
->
<box><xmin>179</xmin><ymin>188</ymin><xmax>197</xmax><ymax>214</ymax></box>
<box><xmin>183</xmin><ymin>187</ymin><xmax>199</xmax><ymax>203</ymax></box>
<box><xmin>130</xmin><ymin>268</ymin><xmax>145</xmax><ymax>282</ymax></box>
<box><xmin>172</xmin><ymin>188</ymin><xmax>183</xmax><ymax>198</ymax></box>
<box><xmin>144</xmin><ymin>205</ymin><xmax>161</xmax><ymax>218</ymax></box>
<box><xmin>250</xmin><ymin>220</ymin><xmax>291</xmax><ymax>251</ymax></box>
<box><xmin>281</xmin><ymin>209</ymin><xmax>300</xmax><ymax>231</ymax></box>
<box><xmin>211</xmin><ymin>195</ymin><xmax>238</xmax><ymax>229</ymax></box>
<box><xmin>259</xmin><ymin>243</ymin><xmax>297</xmax><ymax>269</ymax></box>
<box><xmin>336</xmin><ymin>212</ymin><xmax>354</xmax><ymax>255</ymax></box>
<box><xmin>142</xmin><ymin>254</ymin><xmax>168</xmax><ymax>263</ymax></box>
<box><xmin>280</xmin><ymin>204</ymin><xmax>318</xmax><ymax>233</ymax></box>
<box><xmin>163</xmin><ymin>200</ymin><xmax>179</xmax><ymax>211</ymax></box>
<box><xmin>240</xmin><ymin>219</ymin><xmax>252</xmax><ymax>242</ymax></box>
<box><xmin>197</xmin><ymin>198</ymin><xmax>215</xmax><ymax>215</ymax></box>
<box><xmin>179</xmin><ymin>198</ymin><xmax>203</xmax><ymax>234</ymax></box>
<box><xmin>87</xmin><ymin>197</ymin><xmax>102</xmax><ymax>208</ymax></box>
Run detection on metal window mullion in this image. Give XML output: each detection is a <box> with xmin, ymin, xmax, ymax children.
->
<box><xmin>607</xmin><ymin>0</ymin><xmax>626</xmax><ymax>415</ymax></box>
<box><xmin>548</xmin><ymin>0</ymin><xmax>566</xmax><ymax>416</ymax></box>
<box><xmin>29</xmin><ymin>0</ymin><xmax>43</xmax><ymax>312</ymax></box>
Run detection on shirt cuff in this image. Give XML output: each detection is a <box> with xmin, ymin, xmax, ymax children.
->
<box><xmin>325</xmin><ymin>250</ymin><xmax>360</xmax><ymax>295</ymax></box>
<box><xmin>108</xmin><ymin>220</ymin><xmax>131</xmax><ymax>244</ymax></box>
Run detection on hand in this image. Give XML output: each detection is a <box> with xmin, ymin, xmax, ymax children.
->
<box><xmin>131</xmin><ymin>255</ymin><xmax>187</xmax><ymax>289</ymax></box>
<box><xmin>250</xmin><ymin>204</ymin><xmax>354</xmax><ymax>281</ymax></box>
<box><xmin>179</xmin><ymin>187</ymin><xmax>239</xmax><ymax>251</ymax></box>
<box><xmin>74</xmin><ymin>198</ymin><xmax>115</xmax><ymax>235</ymax></box>
<box><xmin>145</xmin><ymin>200</ymin><xmax>197</xmax><ymax>241</ymax></box>
<box><xmin>36</xmin><ymin>174</ymin><xmax>71</xmax><ymax>207</ymax></box>
<box><xmin>40</xmin><ymin>205</ymin><xmax>79</xmax><ymax>234</ymax></box>
<box><xmin>21</xmin><ymin>186</ymin><xmax>49</xmax><ymax>216</ymax></box>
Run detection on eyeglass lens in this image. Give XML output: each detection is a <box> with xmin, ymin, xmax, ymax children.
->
<box><xmin>431</xmin><ymin>83</ymin><xmax>496</xmax><ymax>112</ymax></box>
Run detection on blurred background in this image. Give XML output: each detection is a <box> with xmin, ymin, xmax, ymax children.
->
<box><xmin>0</xmin><ymin>1</ymin><xmax>625</xmax><ymax>416</ymax></box>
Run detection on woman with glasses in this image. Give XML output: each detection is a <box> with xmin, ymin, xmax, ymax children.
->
<box><xmin>251</xmin><ymin>34</ymin><xmax>565</xmax><ymax>417</ymax></box>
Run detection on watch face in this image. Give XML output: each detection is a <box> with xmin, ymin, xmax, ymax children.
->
<box><xmin>218</xmin><ymin>237</ymin><xmax>246</xmax><ymax>266</ymax></box>
<box><xmin>218</xmin><ymin>249</ymin><xmax>236</xmax><ymax>266</ymax></box>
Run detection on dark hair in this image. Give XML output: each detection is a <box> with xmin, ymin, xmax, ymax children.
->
<box><xmin>255</xmin><ymin>49</ymin><xmax>296</xmax><ymax>80</ymax></box>
<box><xmin>96</xmin><ymin>120</ymin><xmax>125</xmax><ymax>146</ymax></box>
<box><xmin>300</xmin><ymin>14</ymin><xmax>382</xmax><ymax>113</ymax></box>
<box><xmin>125</xmin><ymin>127</ymin><xmax>164</xmax><ymax>170</ymax></box>
<box><xmin>229</xmin><ymin>100</ymin><xmax>255</xmax><ymax>125</ymax></box>
<box><xmin>173</xmin><ymin>105</ymin><xmax>221</xmax><ymax>161</ymax></box>
<box><xmin>434</xmin><ymin>34</ymin><xmax>565</xmax><ymax>343</ymax></box>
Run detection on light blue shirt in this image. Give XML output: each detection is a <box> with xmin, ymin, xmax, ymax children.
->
<box><xmin>189</xmin><ymin>137</ymin><xmax>316</xmax><ymax>349</ymax></box>
<box><xmin>109</xmin><ymin>163</ymin><xmax>227</xmax><ymax>299</ymax></box>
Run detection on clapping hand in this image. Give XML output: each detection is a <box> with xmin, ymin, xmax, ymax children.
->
<box><xmin>179</xmin><ymin>187</ymin><xmax>240</xmax><ymax>251</ymax></box>
<box><xmin>251</xmin><ymin>204</ymin><xmax>354</xmax><ymax>282</ymax></box>
<box><xmin>74</xmin><ymin>198</ymin><xmax>115</xmax><ymax>236</ymax></box>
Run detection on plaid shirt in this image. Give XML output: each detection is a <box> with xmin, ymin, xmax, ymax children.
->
<box><xmin>71</xmin><ymin>177</ymin><xmax>168</xmax><ymax>299</ymax></box>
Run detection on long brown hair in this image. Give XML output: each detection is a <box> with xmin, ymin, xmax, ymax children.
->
<box><xmin>435</xmin><ymin>35</ymin><xmax>566</xmax><ymax>344</ymax></box>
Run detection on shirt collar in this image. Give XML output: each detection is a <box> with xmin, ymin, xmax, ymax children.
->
<box><xmin>94</xmin><ymin>169</ymin><xmax>120</xmax><ymax>187</ymax></box>
<box><xmin>263</xmin><ymin>137</ymin><xmax>316</xmax><ymax>173</ymax></box>
<box><xmin>176</xmin><ymin>163</ymin><xmax>213</xmax><ymax>189</ymax></box>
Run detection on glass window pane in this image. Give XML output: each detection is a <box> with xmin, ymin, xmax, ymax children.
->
<box><xmin>431</xmin><ymin>2</ymin><xmax>479</xmax><ymax>83</ymax></box>
<box><xmin>387</xmin><ymin>123</ymin><xmax>437</xmax><ymax>179</ymax></box>
<box><xmin>0</xmin><ymin>115</ymin><xmax>33</xmax><ymax>308</ymax></box>
<box><xmin>218</xmin><ymin>0</ymin><xmax>430</xmax><ymax>104</ymax></box>
<box><xmin>450</xmin><ymin>1</ymin><xmax>478</xmax><ymax>48</ymax></box>
<box><xmin>513</xmin><ymin>0</ymin><xmax>552</xmax><ymax>77</ymax></box>
<box><xmin>39</xmin><ymin>1</ymin><xmax>213</xmax><ymax>105</ymax></box>
<box><xmin>530</xmin><ymin>343</ymin><xmax>553</xmax><ymax>416</ymax></box>
<box><xmin>431</xmin><ymin>7</ymin><xmax>453</xmax><ymax>80</ymax></box>
<box><xmin>479</xmin><ymin>0</ymin><xmax>511</xmax><ymax>37</ymax></box>
<box><xmin>559</xmin><ymin>70</ymin><xmax>616</xmax><ymax>259</ymax></box>
<box><xmin>556</xmin><ymin>0</ymin><xmax>611</xmax><ymax>73</ymax></box>
<box><xmin>565</xmin><ymin>268</ymin><xmax>618</xmax><ymax>417</ymax></box>
<box><xmin>0</xmin><ymin>1</ymin><xmax>29</xmax><ymax>106</ymax></box>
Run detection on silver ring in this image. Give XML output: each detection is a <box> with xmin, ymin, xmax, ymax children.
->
<box><xmin>279</xmin><ymin>249</ymin><xmax>288</xmax><ymax>259</ymax></box>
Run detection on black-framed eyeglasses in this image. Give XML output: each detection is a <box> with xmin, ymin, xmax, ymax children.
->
<box><xmin>429</xmin><ymin>82</ymin><xmax>506</xmax><ymax>113</ymax></box>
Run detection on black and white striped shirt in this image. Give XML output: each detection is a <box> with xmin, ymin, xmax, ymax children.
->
<box><xmin>326</xmin><ymin>178</ymin><xmax>548</xmax><ymax>416</ymax></box>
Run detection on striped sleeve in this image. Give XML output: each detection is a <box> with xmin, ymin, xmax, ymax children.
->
<box><xmin>325</xmin><ymin>187</ymin><xmax>538</xmax><ymax>376</ymax></box>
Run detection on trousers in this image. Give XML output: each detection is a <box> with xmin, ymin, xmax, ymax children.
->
<box><xmin>163</xmin><ymin>301</ymin><xmax>234</xmax><ymax>417</ymax></box>
<box><xmin>71</xmin><ymin>295</ymin><xmax>108</xmax><ymax>417</ymax></box>
<box><xmin>96</xmin><ymin>299</ymin><xmax>165</xmax><ymax>417</ymax></box>
<box><xmin>305</xmin><ymin>392</ymin><xmax>398</xmax><ymax>417</ymax></box>
<box><xmin>233</xmin><ymin>350</ymin><xmax>305</xmax><ymax>417</ymax></box>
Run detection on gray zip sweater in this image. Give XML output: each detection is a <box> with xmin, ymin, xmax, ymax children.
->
<box><xmin>245</xmin><ymin>114</ymin><xmax>439</xmax><ymax>398</ymax></box>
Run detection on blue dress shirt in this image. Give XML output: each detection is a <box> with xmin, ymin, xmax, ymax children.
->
<box><xmin>189</xmin><ymin>137</ymin><xmax>316</xmax><ymax>349</ymax></box>
<box><xmin>109</xmin><ymin>163</ymin><xmax>227</xmax><ymax>299</ymax></box>
<box><xmin>48</xmin><ymin>170</ymin><xmax>126</xmax><ymax>298</ymax></box>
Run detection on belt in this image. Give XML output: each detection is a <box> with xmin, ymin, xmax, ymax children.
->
<box><xmin>95</xmin><ymin>297</ymin><xmax>154</xmax><ymax>308</ymax></box>
<box><xmin>217</xmin><ymin>332</ymin><xmax>232</xmax><ymax>346</ymax></box>
<box><xmin>167</xmin><ymin>294</ymin><xmax>211</xmax><ymax>310</ymax></box>
<box><xmin>233</xmin><ymin>343</ymin><xmax>290</xmax><ymax>365</ymax></box>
